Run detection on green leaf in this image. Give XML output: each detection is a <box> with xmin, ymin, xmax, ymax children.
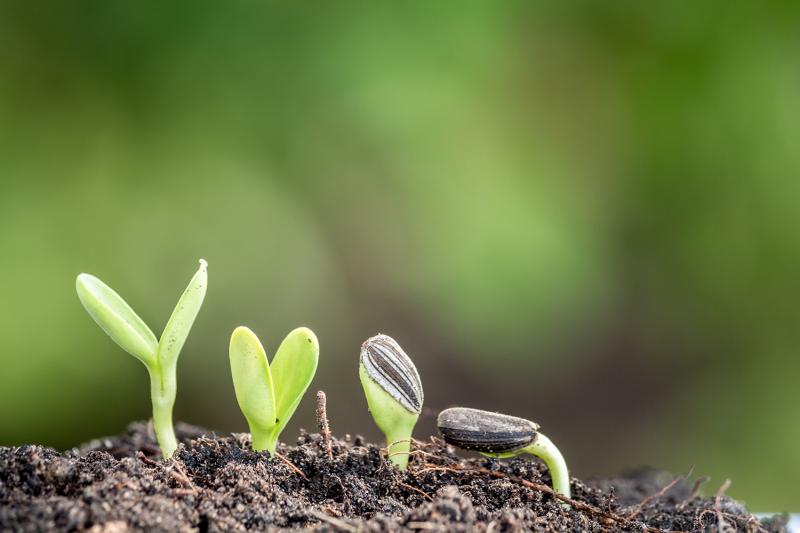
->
<box><xmin>76</xmin><ymin>273</ymin><xmax>158</xmax><ymax>367</ymax></box>
<box><xmin>157</xmin><ymin>259</ymin><xmax>208</xmax><ymax>369</ymax></box>
<box><xmin>229</xmin><ymin>326</ymin><xmax>276</xmax><ymax>433</ymax></box>
<box><xmin>269</xmin><ymin>327</ymin><xmax>319</xmax><ymax>441</ymax></box>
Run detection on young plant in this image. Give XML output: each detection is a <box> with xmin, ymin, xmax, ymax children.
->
<box><xmin>437</xmin><ymin>407</ymin><xmax>571</xmax><ymax>498</ymax></box>
<box><xmin>76</xmin><ymin>259</ymin><xmax>208</xmax><ymax>459</ymax></box>
<box><xmin>229</xmin><ymin>326</ymin><xmax>319</xmax><ymax>455</ymax></box>
<box><xmin>359</xmin><ymin>334</ymin><xmax>423</xmax><ymax>470</ymax></box>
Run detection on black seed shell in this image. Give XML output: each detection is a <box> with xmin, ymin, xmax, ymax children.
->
<box><xmin>437</xmin><ymin>407</ymin><xmax>539</xmax><ymax>454</ymax></box>
<box><xmin>360</xmin><ymin>334</ymin><xmax>424</xmax><ymax>414</ymax></box>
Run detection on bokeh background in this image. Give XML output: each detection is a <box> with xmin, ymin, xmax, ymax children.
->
<box><xmin>1</xmin><ymin>1</ymin><xmax>798</xmax><ymax>510</ymax></box>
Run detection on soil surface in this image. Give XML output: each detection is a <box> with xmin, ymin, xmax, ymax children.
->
<box><xmin>0</xmin><ymin>422</ymin><xmax>787</xmax><ymax>532</ymax></box>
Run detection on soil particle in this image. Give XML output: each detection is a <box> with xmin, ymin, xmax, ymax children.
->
<box><xmin>0</xmin><ymin>422</ymin><xmax>787</xmax><ymax>532</ymax></box>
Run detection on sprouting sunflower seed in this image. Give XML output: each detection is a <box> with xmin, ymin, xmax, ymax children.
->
<box><xmin>437</xmin><ymin>407</ymin><xmax>539</xmax><ymax>454</ymax></box>
<box><xmin>438</xmin><ymin>407</ymin><xmax>572</xmax><ymax>499</ymax></box>
<box><xmin>359</xmin><ymin>333</ymin><xmax>424</xmax><ymax>470</ymax></box>
<box><xmin>360</xmin><ymin>334</ymin><xmax>423</xmax><ymax>414</ymax></box>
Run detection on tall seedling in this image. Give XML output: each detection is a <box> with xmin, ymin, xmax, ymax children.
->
<box><xmin>76</xmin><ymin>260</ymin><xmax>208</xmax><ymax>458</ymax></box>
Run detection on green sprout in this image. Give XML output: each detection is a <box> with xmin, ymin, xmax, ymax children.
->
<box><xmin>438</xmin><ymin>407</ymin><xmax>571</xmax><ymax>498</ymax></box>
<box><xmin>359</xmin><ymin>334</ymin><xmax>424</xmax><ymax>470</ymax></box>
<box><xmin>76</xmin><ymin>259</ymin><xmax>208</xmax><ymax>459</ymax></box>
<box><xmin>229</xmin><ymin>326</ymin><xmax>319</xmax><ymax>455</ymax></box>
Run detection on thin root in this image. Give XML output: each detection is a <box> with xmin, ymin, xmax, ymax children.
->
<box><xmin>398</xmin><ymin>481</ymin><xmax>434</xmax><ymax>502</ymax></box>
<box><xmin>167</xmin><ymin>458</ymin><xmax>197</xmax><ymax>492</ymax></box>
<box><xmin>676</xmin><ymin>475</ymin><xmax>709</xmax><ymax>510</ymax></box>
<box><xmin>626</xmin><ymin>466</ymin><xmax>694</xmax><ymax>519</ymax></box>
<box><xmin>715</xmin><ymin>479</ymin><xmax>732</xmax><ymax>532</ymax></box>
<box><xmin>274</xmin><ymin>451</ymin><xmax>308</xmax><ymax>480</ymax></box>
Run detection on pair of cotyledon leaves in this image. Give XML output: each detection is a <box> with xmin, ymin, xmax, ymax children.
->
<box><xmin>75</xmin><ymin>259</ymin><xmax>208</xmax><ymax>377</ymax></box>
<box><xmin>229</xmin><ymin>326</ymin><xmax>319</xmax><ymax>450</ymax></box>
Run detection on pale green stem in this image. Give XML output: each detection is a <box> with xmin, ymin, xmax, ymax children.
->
<box><xmin>523</xmin><ymin>433</ymin><xmax>571</xmax><ymax>498</ymax></box>
<box><xmin>149</xmin><ymin>365</ymin><xmax>177</xmax><ymax>459</ymax></box>
<box><xmin>251</xmin><ymin>427</ymin><xmax>278</xmax><ymax>455</ymax></box>
<box><xmin>386</xmin><ymin>430</ymin><xmax>413</xmax><ymax>470</ymax></box>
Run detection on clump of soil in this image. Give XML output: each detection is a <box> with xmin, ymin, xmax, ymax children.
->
<box><xmin>0</xmin><ymin>422</ymin><xmax>786</xmax><ymax>532</ymax></box>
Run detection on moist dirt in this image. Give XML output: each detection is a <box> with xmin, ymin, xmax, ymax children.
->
<box><xmin>0</xmin><ymin>422</ymin><xmax>787</xmax><ymax>532</ymax></box>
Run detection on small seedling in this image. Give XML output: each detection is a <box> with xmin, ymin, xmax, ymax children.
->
<box><xmin>438</xmin><ymin>407</ymin><xmax>571</xmax><ymax>498</ymax></box>
<box><xmin>359</xmin><ymin>334</ymin><xmax>423</xmax><ymax>470</ymax></box>
<box><xmin>229</xmin><ymin>326</ymin><xmax>319</xmax><ymax>454</ymax></box>
<box><xmin>76</xmin><ymin>259</ymin><xmax>208</xmax><ymax>459</ymax></box>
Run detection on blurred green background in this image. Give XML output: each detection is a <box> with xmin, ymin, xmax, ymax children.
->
<box><xmin>1</xmin><ymin>1</ymin><xmax>798</xmax><ymax>510</ymax></box>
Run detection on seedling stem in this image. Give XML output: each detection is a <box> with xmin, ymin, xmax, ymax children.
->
<box><xmin>488</xmin><ymin>433</ymin><xmax>570</xmax><ymax>498</ymax></box>
<box><xmin>150</xmin><ymin>368</ymin><xmax>177</xmax><ymax>456</ymax></box>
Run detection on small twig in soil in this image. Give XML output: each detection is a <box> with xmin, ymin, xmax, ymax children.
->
<box><xmin>308</xmin><ymin>509</ymin><xmax>357</xmax><ymax>532</ymax></box>
<box><xmin>715</xmin><ymin>479</ymin><xmax>732</xmax><ymax>532</ymax></box>
<box><xmin>136</xmin><ymin>451</ymin><xmax>160</xmax><ymax>467</ymax></box>
<box><xmin>167</xmin><ymin>458</ymin><xmax>197</xmax><ymax>492</ymax></box>
<box><xmin>274</xmin><ymin>451</ymin><xmax>308</xmax><ymax>480</ymax></box>
<box><xmin>626</xmin><ymin>465</ymin><xmax>694</xmax><ymax>519</ymax></box>
<box><xmin>316</xmin><ymin>390</ymin><xmax>334</xmax><ymax>460</ymax></box>
<box><xmin>137</xmin><ymin>452</ymin><xmax>197</xmax><ymax>492</ymax></box>
<box><xmin>398</xmin><ymin>481</ymin><xmax>434</xmax><ymax>502</ymax></box>
<box><xmin>676</xmin><ymin>475</ymin><xmax>709</xmax><ymax>509</ymax></box>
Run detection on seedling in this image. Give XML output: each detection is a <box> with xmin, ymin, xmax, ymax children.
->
<box><xmin>359</xmin><ymin>334</ymin><xmax>423</xmax><ymax>470</ymax></box>
<box><xmin>76</xmin><ymin>259</ymin><xmax>208</xmax><ymax>459</ymax></box>
<box><xmin>229</xmin><ymin>326</ymin><xmax>319</xmax><ymax>455</ymax></box>
<box><xmin>438</xmin><ymin>407</ymin><xmax>571</xmax><ymax>498</ymax></box>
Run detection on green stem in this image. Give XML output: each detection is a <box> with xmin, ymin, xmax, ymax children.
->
<box><xmin>386</xmin><ymin>429</ymin><xmax>413</xmax><ymax>470</ymax></box>
<box><xmin>251</xmin><ymin>427</ymin><xmax>278</xmax><ymax>455</ymax></box>
<box><xmin>523</xmin><ymin>433</ymin><xmax>571</xmax><ymax>498</ymax></box>
<box><xmin>149</xmin><ymin>366</ymin><xmax>177</xmax><ymax>459</ymax></box>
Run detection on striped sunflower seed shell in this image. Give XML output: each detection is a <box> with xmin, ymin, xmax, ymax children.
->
<box><xmin>360</xmin><ymin>334</ymin><xmax>423</xmax><ymax>414</ymax></box>
<box><xmin>438</xmin><ymin>407</ymin><xmax>538</xmax><ymax>454</ymax></box>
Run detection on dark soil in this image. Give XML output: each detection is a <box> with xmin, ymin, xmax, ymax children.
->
<box><xmin>0</xmin><ymin>422</ymin><xmax>787</xmax><ymax>532</ymax></box>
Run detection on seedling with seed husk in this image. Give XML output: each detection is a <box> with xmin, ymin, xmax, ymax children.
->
<box><xmin>76</xmin><ymin>259</ymin><xmax>208</xmax><ymax>459</ymax></box>
<box><xmin>359</xmin><ymin>334</ymin><xmax>423</xmax><ymax>470</ymax></box>
<box><xmin>438</xmin><ymin>407</ymin><xmax>571</xmax><ymax>498</ymax></box>
<box><xmin>229</xmin><ymin>326</ymin><xmax>319</xmax><ymax>455</ymax></box>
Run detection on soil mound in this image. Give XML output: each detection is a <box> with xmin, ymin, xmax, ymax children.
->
<box><xmin>0</xmin><ymin>422</ymin><xmax>786</xmax><ymax>532</ymax></box>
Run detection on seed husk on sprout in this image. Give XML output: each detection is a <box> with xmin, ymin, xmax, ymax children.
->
<box><xmin>438</xmin><ymin>407</ymin><xmax>571</xmax><ymax>498</ymax></box>
<box><xmin>359</xmin><ymin>334</ymin><xmax>423</xmax><ymax>470</ymax></box>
